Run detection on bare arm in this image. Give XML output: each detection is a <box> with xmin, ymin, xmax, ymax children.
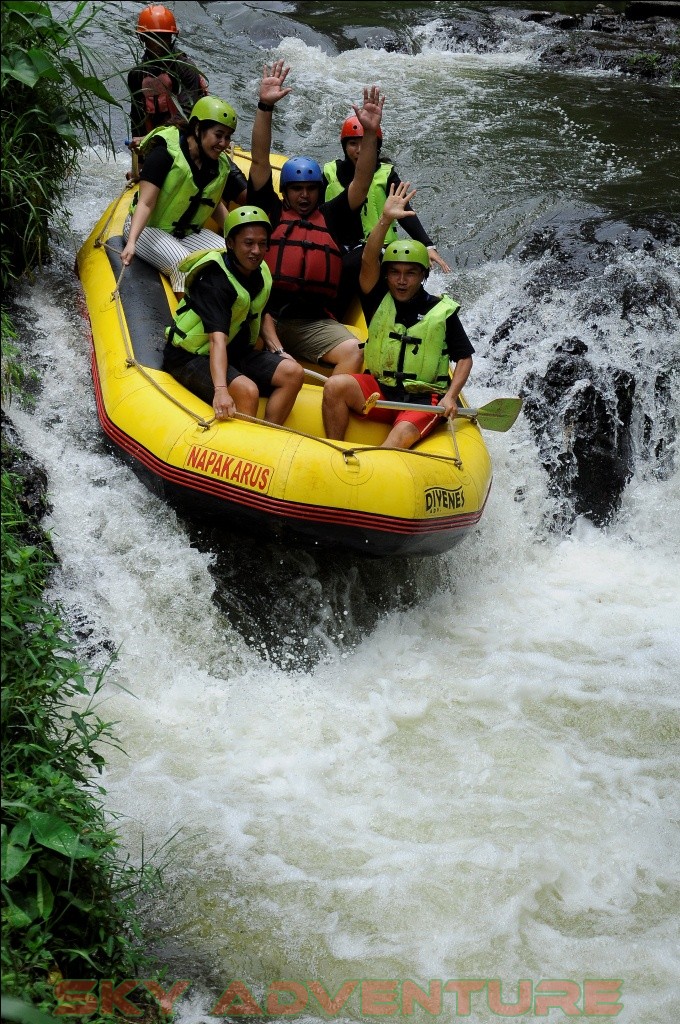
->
<box><xmin>121</xmin><ymin>180</ymin><xmax>160</xmax><ymax>265</ymax></box>
<box><xmin>211</xmin><ymin>200</ymin><xmax>228</xmax><ymax>232</ymax></box>
<box><xmin>209</xmin><ymin>332</ymin><xmax>236</xmax><ymax>419</ymax></box>
<box><xmin>440</xmin><ymin>356</ymin><xmax>473</xmax><ymax>418</ymax></box>
<box><xmin>359</xmin><ymin>181</ymin><xmax>416</xmax><ymax>294</ymax></box>
<box><xmin>259</xmin><ymin>312</ymin><xmax>293</xmax><ymax>358</ymax></box>
<box><xmin>249</xmin><ymin>60</ymin><xmax>291</xmax><ymax>192</ymax></box>
<box><xmin>346</xmin><ymin>85</ymin><xmax>385</xmax><ymax>211</ymax></box>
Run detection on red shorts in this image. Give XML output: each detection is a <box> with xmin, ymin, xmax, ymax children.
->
<box><xmin>353</xmin><ymin>374</ymin><xmax>441</xmax><ymax>439</ymax></box>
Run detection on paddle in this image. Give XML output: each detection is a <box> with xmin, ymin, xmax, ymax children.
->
<box><xmin>362</xmin><ymin>394</ymin><xmax>522</xmax><ymax>432</ymax></box>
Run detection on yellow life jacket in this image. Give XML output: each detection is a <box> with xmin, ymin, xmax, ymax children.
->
<box><xmin>130</xmin><ymin>126</ymin><xmax>230</xmax><ymax>237</ymax></box>
<box><xmin>165</xmin><ymin>250</ymin><xmax>272</xmax><ymax>356</ymax></box>
<box><xmin>323</xmin><ymin>160</ymin><xmax>398</xmax><ymax>244</ymax></box>
<box><xmin>365</xmin><ymin>292</ymin><xmax>461</xmax><ymax>393</ymax></box>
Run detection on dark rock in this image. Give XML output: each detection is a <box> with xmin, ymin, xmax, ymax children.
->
<box><xmin>521</xmin><ymin>355</ymin><xmax>636</xmax><ymax>527</ymax></box>
<box><xmin>563</xmin><ymin>374</ymin><xmax>635</xmax><ymax>524</ymax></box>
<box><xmin>641</xmin><ymin>371</ymin><xmax>678</xmax><ymax>478</ymax></box>
<box><xmin>521</xmin><ymin>11</ymin><xmax>553</xmax><ymax>23</ymax></box>
<box><xmin>528</xmin><ymin>0</ymin><xmax>680</xmax><ymax>82</ymax></box>
<box><xmin>419</xmin><ymin>13</ymin><xmax>504</xmax><ymax>54</ymax></box>
<box><xmin>556</xmin><ymin>337</ymin><xmax>589</xmax><ymax>357</ymax></box>
<box><xmin>493</xmin><ymin>210</ymin><xmax>679</xmax><ymax>529</ymax></box>
<box><xmin>1</xmin><ymin>411</ymin><xmax>52</xmax><ymax>548</ymax></box>
<box><xmin>584</xmin><ymin>13</ymin><xmax>623</xmax><ymax>32</ymax></box>
<box><xmin>545</xmin><ymin>14</ymin><xmax>582</xmax><ymax>30</ymax></box>
<box><xmin>625</xmin><ymin>1</ymin><xmax>680</xmax><ymax>19</ymax></box>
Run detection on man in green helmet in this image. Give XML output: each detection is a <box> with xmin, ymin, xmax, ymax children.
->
<box><xmin>322</xmin><ymin>182</ymin><xmax>474</xmax><ymax>449</ymax></box>
<box><xmin>164</xmin><ymin>206</ymin><xmax>303</xmax><ymax>424</ymax></box>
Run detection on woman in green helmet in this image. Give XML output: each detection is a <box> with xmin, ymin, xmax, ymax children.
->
<box><xmin>164</xmin><ymin>206</ymin><xmax>303</xmax><ymax>424</ymax></box>
<box><xmin>121</xmin><ymin>95</ymin><xmax>247</xmax><ymax>297</ymax></box>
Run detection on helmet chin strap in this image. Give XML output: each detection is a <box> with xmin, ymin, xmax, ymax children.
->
<box><xmin>197</xmin><ymin>131</ymin><xmax>208</xmax><ymax>158</ymax></box>
<box><xmin>226</xmin><ymin>245</ymin><xmax>250</xmax><ymax>275</ymax></box>
<box><xmin>193</xmin><ymin>127</ymin><xmax>213</xmax><ymax>164</ymax></box>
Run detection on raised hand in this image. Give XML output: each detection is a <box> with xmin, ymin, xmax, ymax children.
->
<box><xmin>353</xmin><ymin>84</ymin><xmax>385</xmax><ymax>136</ymax></box>
<box><xmin>383</xmin><ymin>181</ymin><xmax>417</xmax><ymax>222</ymax></box>
<box><xmin>429</xmin><ymin>249</ymin><xmax>452</xmax><ymax>273</ymax></box>
<box><xmin>260</xmin><ymin>59</ymin><xmax>291</xmax><ymax>107</ymax></box>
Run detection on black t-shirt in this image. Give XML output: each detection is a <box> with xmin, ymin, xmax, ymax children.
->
<box><xmin>361</xmin><ymin>280</ymin><xmax>474</xmax><ymax>395</ymax></box>
<box><xmin>323</xmin><ymin>157</ymin><xmax>433</xmax><ymax>249</ymax></box>
<box><xmin>140</xmin><ymin>135</ymin><xmax>247</xmax><ymax>207</ymax></box>
<box><xmin>164</xmin><ymin>253</ymin><xmax>266</xmax><ymax>370</ymax></box>
<box><xmin>247</xmin><ymin>172</ymin><xmax>356</xmax><ymax>319</ymax></box>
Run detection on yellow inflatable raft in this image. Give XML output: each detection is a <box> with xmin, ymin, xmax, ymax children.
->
<box><xmin>75</xmin><ymin>149</ymin><xmax>493</xmax><ymax>557</ymax></box>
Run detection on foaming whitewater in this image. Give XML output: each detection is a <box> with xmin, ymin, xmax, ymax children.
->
<box><xmin>9</xmin><ymin>9</ymin><xmax>680</xmax><ymax>1021</ymax></box>
<box><xmin>11</xmin><ymin>210</ymin><xmax>679</xmax><ymax>1023</ymax></box>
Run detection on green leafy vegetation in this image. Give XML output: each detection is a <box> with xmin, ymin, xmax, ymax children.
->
<box><xmin>1</xmin><ymin>459</ymin><xmax>161</xmax><ymax>1017</ymax></box>
<box><xmin>1</xmin><ymin>4</ymin><xmax>165</xmax><ymax>1018</ymax></box>
<box><xmin>0</xmin><ymin>1</ymin><xmax>119</xmax><ymax>294</ymax></box>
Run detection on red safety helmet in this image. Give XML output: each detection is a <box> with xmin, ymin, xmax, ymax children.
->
<box><xmin>136</xmin><ymin>5</ymin><xmax>179</xmax><ymax>34</ymax></box>
<box><xmin>340</xmin><ymin>115</ymin><xmax>382</xmax><ymax>142</ymax></box>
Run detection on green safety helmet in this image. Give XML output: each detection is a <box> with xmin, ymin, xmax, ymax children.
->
<box><xmin>224</xmin><ymin>206</ymin><xmax>271</xmax><ymax>240</ymax></box>
<box><xmin>189</xmin><ymin>96</ymin><xmax>237</xmax><ymax>130</ymax></box>
<box><xmin>381</xmin><ymin>239</ymin><xmax>430</xmax><ymax>271</ymax></box>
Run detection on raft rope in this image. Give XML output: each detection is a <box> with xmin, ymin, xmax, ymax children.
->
<box><xmin>96</xmin><ymin>210</ymin><xmax>463</xmax><ymax>467</ymax></box>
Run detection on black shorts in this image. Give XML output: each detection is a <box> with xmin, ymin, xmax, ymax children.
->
<box><xmin>166</xmin><ymin>345</ymin><xmax>284</xmax><ymax>404</ymax></box>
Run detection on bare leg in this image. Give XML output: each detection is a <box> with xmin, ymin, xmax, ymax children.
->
<box><xmin>322</xmin><ymin>374</ymin><xmax>366</xmax><ymax>439</ymax></box>
<box><xmin>321</xmin><ymin>338</ymin><xmax>364</xmax><ymax>375</ymax></box>
<box><xmin>381</xmin><ymin>420</ymin><xmax>420</xmax><ymax>450</ymax></box>
<box><xmin>264</xmin><ymin>359</ymin><xmax>304</xmax><ymax>424</ymax></box>
<box><xmin>230</xmin><ymin>375</ymin><xmax>259</xmax><ymax>417</ymax></box>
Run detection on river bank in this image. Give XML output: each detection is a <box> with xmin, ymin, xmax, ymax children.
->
<box><xmin>418</xmin><ymin>1</ymin><xmax>679</xmax><ymax>83</ymax></box>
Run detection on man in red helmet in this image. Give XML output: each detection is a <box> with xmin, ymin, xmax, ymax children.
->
<box><xmin>128</xmin><ymin>4</ymin><xmax>210</xmax><ymax>140</ymax></box>
<box><xmin>323</xmin><ymin>114</ymin><xmax>451</xmax><ymax>317</ymax></box>
<box><xmin>127</xmin><ymin>5</ymin><xmax>246</xmax><ymax>199</ymax></box>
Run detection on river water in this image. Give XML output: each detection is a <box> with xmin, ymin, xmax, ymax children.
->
<box><xmin>9</xmin><ymin>2</ymin><xmax>680</xmax><ymax>1022</ymax></box>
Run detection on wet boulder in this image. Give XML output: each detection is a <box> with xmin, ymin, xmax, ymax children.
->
<box><xmin>625</xmin><ymin>1</ymin><xmax>680</xmax><ymax>19</ymax></box>
<box><xmin>521</xmin><ymin>11</ymin><xmax>583</xmax><ymax>28</ymax></box>
<box><xmin>521</xmin><ymin>340</ymin><xmax>636</xmax><ymax>527</ymax></box>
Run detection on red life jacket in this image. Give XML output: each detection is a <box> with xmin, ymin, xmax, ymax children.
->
<box><xmin>141</xmin><ymin>72</ymin><xmax>184</xmax><ymax>134</ymax></box>
<box><xmin>265</xmin><ymin>208</ymin><xmax>343</xmax><ymax>301</ymax></box>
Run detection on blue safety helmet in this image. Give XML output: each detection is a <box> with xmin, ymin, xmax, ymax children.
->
<box><xmin>279</xmin><ymin>157</ymin><xmax>323</xmax><ymax>188</ymax></box>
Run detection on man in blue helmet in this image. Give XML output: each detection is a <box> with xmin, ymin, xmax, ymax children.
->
<box><xmin>246</xmin><ymin>61</ymin><xmax>385</xmax><ymax>375</ymax></box>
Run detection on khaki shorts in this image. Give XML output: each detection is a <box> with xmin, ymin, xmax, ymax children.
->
<box><xmin>275</xmin><ymin>318</ymin><xmax>359</xmax><ymax>364</ymax></box>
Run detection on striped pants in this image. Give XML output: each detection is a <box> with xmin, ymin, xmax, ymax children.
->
<box><xmin>123</xmin><ymin>215</ymin><xmax>225</xmax><ymax>293</ymax></box>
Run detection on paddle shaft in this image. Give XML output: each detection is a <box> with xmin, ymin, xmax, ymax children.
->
<box><xmin>367</xmin><ymin>396</ymin><xmax>523</xmax><ymax>432</ymax></box>
<box><xmin>303</xmin><ymin>372</ymin><xmax>522</xmax><ymax>431</ymax></box>
<box><xmin>371</xmin><ymin>399</ymin><xmax>480</xmax><ymax>418</ymax></box>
